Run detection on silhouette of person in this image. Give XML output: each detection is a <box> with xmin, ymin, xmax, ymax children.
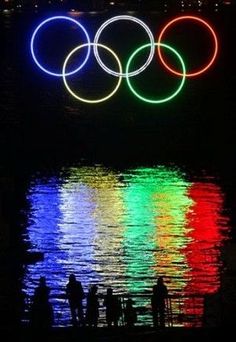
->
<box><xmin>103</xmin><ymin>288</ymin><xmax>121</xmax><ymax>327</ymax></box>
<box><xmin>86</xmin><ymin>285</ymin><xmax>99</xmax><ymax>327</ymax></box>
<box><xmin>124</xmin><ymin>298</ymin><xmax>137</xmax><ymax>327</ymax></box>
<box><xmin>151</xmin><ymin>285</ymin><xmax>158</xmax><ymax>327</ymax></box>
<box><xmin>66</xmin><ymin>274</ymin><xmax>85</xmax><ymax>327</ymax></box>
<box><xmin>152</xmin><ymin>277</ymin><xmax>168</xmax><ymax>328</ymax></box>
<box><xmin>30</xmin><ymin>276</ymin><xmax>53</xmax><ymax>329</ymax></box>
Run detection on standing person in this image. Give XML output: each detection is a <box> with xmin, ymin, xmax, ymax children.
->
<box><xmin>151</xmin><ymin>285</ymin><xmax>158</xmax><ymax>327</ymax></box>
<box><xmin>154</xmin><ymin>276</ymin><xmax>168</xmax><ymax>328</ymax></box>
<box><xmin>103</xmin><ymin>288</ymin><xmax>121</xmax><ymax>327</ymax></box>
<box><xmin>86</xmin><ymin>285</ymin><xmax>99</xmax><ymax>327</ymax></box>
<box><xmin>66</xmin><ymin>274</ymin><xmax>85</xmax><ymax>327</ymax></box>
<box><xmin>30</xmin><ymin>276</ymin><xmax>54</xmax><ymax>330</ymax></box>
<box><xmin>124</xmin><ymin>298</ymin><xmax>137</xmax><ymax>327</ymax></box>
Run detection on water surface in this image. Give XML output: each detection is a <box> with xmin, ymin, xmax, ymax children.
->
<box><xmin>23</xmin><ymin>165</ymin><xmax>230</xmax><ymax>326</ymax></box>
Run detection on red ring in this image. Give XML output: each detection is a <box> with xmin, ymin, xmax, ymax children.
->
<box><xmin>157</xmin><ymin>16</ymin><xmax>218</xmax><ymax>78</ymax></box>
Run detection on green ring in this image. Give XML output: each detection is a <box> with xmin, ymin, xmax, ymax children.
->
<box><xmin>126</xmin><ymin>42</ymin><xmax>186</xmax><ymax>104</ymax></box>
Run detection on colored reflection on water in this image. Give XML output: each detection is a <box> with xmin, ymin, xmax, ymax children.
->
<box><xmin>59</xmin><ymin>167</ymin><xmax>125</xmax><ymax>290</ymax></box>
<box><xmin>122</xmin><ymin>168</ymin><xmax>193</xmax><ymax>290</ymax></box>
<box><xmin>182</xmin><ymin>182</ymin><xmax>229</xmax><ymax>324</ymax></box>
<box><xmin>185</xmin><ymin>182</ymin><xmax>229</xmax><ymax>294</ymax></box>
<box><xmin>23</xmin><ymin>166</ymin><xmax>229</xmax><ymax>326</ymax></box>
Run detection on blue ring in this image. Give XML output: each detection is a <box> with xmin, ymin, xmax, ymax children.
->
<box><xmin>30</xmin><ymin>16</ymin><xmax>91</xmax><ymax>77</ymax></box>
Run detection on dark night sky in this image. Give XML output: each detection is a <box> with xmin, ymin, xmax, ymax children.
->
<box><xmin>0</xmin><ymin>4</ymin><xmax>235</xmax><ymax>167</ymax></box>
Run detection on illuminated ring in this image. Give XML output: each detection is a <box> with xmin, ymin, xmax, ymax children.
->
<box><xmin>62</xmin><ymin>43</ymin><xmax>122</xmax><ymax>104</ymax></box>
<box><xmin>30</xmin><ymin>16</ymin><xmax>91</xmax><ymax>77</ymax></box>
<box><xmin>157</xmin><ymin>16</ymin><xmax>218</xmax><ymax>77</ymax></box>
<box><xmin>94</xmin><ymin>15</ymin><xmax>155</xmax><ymax>78</ymax></box>
<box><xmin>126</xmin><ymin>43</ymin><xmax>186</xmax><ymax>104</ymax></box>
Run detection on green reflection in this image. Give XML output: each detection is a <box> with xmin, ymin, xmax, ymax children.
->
<box><xmin>122</xmin><ymin>167</ymin><xmax>193</xmax><ymax>294</ymax></box>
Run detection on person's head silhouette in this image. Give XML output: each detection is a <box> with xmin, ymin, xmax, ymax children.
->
<box><xmin>39</xmin><ymin>276</ymin><xmax>46</xmax><ymax>287</ymax></box>
<box><xmin>91</xmin><ymin>285</ymin><xmax>98</xmax><ymax>294</ymax></box>
<box><xmin>157</xmin><ymin>276</ymin><xmax>164</xmax><ymax>286</ymax></box>
<box><xmin>69</xmin><ymin>274</ymin><xmax>76</xmax><ymax>283</ymax></box>
<box><xmin>127</xmin><ymin>298</ymin><xmax>134</xmax><ymax>306</ymax></box>
<box><xmin>107</xmin><ymin>288</ymin><xmax>113</xmax><ymax>296</ymax></box>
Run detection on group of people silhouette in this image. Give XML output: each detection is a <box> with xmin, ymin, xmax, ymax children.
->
<box><xmin>30</xmin><ymin>274</ymin><xmax>168</xmax><ymax>329</ymax></box>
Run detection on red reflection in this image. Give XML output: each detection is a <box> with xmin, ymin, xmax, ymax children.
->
<box><xmin>183</xmin><ymin>182</ymin><xmax>228</xmax><ymax>325</ymax></box>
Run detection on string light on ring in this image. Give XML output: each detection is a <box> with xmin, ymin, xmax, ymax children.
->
<box><xmin>93</xmin><ymin>15</ymin><xmax>155</xmax><ymax>78</ymax></box>
<box><xmin>30</xmin><ymin>16</ymin><xmax>91</xmax><ymax>77</ymax></box>
<box><xmin>126</xmin><ymin>42</ymin><xmax>186</xmax><ymax>104</ymax></box>
<box><xmin>157</xmin><ymin>16</ymin><xmax>218</xmax><ymax>77</ymax></box>
<box><xmin>62</xmin><ymin>43</ymin><xmax>122</xmax><ymax>104</ymax></box>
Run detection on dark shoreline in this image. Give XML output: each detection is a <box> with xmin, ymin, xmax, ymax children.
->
<box><xmin>0</xmin><ymin>326</ymin><xmax>226</xmax><ymax>341</ymax></box>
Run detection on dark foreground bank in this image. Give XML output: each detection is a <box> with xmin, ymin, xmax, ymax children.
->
<box><xmin>0</xmin><ymin>327</ymin><xmax>226</xmax><ymax>342</ymax></box>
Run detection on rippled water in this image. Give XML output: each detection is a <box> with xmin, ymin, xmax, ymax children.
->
<box><xmin>22</xmin><ymin>165</ymin><xmax>230</xmax><ymax>326</ymax></box>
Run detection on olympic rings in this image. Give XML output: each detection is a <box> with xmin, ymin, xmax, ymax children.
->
<box><xmin>126</xmin><ymin>43</ymin><xmax>186</xmax><ymax>104</ymax></box>
<box><xmin>93</xmin><ymin>15</ymin><xmax>155</xmax><ymax>78</ymax></box>
<box><xmin>157</xmin><ymin>16</ymin><xmax>218</xmax><ymax>77</ymax></box>
<box><xmin>30</xmin><ymin>16</ymin><xmax>91</xmax><ymax>77</ymax></box>
<box><xmin>62</xmin><ymin>43</ymin><xmax>122</xmax><ymax>104</ymax></box>
<box><xmin>30</xmin><ymin>15</ymin><xmax>219</xmax><ymax>104</ymax></box>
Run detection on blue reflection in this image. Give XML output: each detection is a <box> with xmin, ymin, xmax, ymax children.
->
<box><xmin>25</xmin><ymin>177</ymin><xmax>99</xmax><ymax>325</ymax></box>
<box><xmin>25</xmin><ymin>178</ymin><xmax>67</xmax><ymax>323</ymax></box>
